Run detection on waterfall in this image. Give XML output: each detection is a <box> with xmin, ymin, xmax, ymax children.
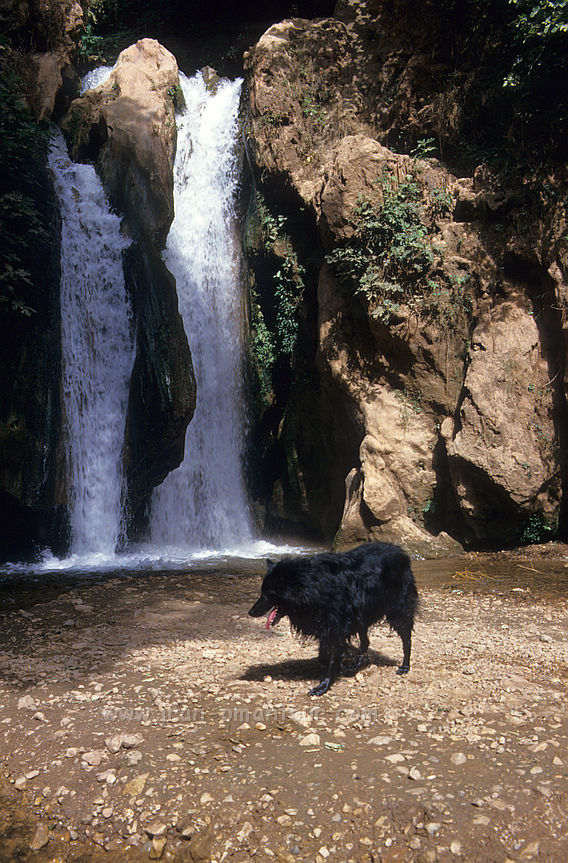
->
<box><xmin>48</xmin><ymin>131</ymin><xmax>134</xmax><ymax>557</ymax></box>
<box><xmin>2</xmin><ymin>69</ymin><xmax>298</xmax><ymax>578</ymax></box>
<box><xmin>149</xmin><ymin>71</ymin><xmax>254</xmax><ymax>550</ymax></box>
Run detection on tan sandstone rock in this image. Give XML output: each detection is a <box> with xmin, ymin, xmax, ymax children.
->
<box><xmin>12</xmin><ymin>0</ymin><xmax>83</xmax><ymax>121</ymax></box>
<box><xmin>443</xmin><ymin>294</ymin><xmax>561</xmax><ymax>541</ymax></box>
<box><xmin>64</xmin><ymin>38</ymin><xmax>180</xmax><ymax>247</ymax></box>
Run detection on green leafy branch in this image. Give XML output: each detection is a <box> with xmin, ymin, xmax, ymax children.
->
<box><xmin>504</xmin><ymin>0</ymin><xmax>568</xmax><ymax>89</ymax></box>
<box><xmin>255</xmin><ymin>192</ymin><xmax>305</xmax><ymax>357</ymax></box>
<box><xmin>249</xmin><ymin>287</ymin><xmax>276</xmax><ymax>403</ymax></box>
<box><xmin>326</xmin><ymin>167</ymin><xmax>444</xmax><ymax>322</ymax></box>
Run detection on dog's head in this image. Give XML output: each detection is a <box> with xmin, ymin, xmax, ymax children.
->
<box><xmin>248</xmin><ymin>558</ymin><xmax>298</xmax><ymax>630</ymax></box>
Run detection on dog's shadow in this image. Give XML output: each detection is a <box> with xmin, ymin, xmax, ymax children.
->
<box><xmin>241</xmin><ymin>648</ymin><xmax>398</xmax><ymax>685</ymax></box>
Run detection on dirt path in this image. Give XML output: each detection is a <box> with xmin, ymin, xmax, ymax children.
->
<box><xmin>0</xmin><ymin>566</ymin><xmax>567</xmax><ymax>862</ymax></box>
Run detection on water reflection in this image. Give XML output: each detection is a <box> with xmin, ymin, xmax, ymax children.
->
<box><xmin>413</xmin><ymin>556</ymin><xmax>568</xmax><ymax>599</ymax></box>
<box><xmin>1</xmin><ymin>551</ymin><xmax>567</xmax><ymax>602</ymax></box>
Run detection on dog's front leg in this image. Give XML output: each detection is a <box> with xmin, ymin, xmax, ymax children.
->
<box><xmin>309</xmin><ymin>642</ymin><xmax>342</xmax><ymax>696</ymax></box>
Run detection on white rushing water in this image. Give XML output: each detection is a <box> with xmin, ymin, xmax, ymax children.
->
<box><xmin>149</xmin><ymin>71</ymin><xmax>255</xmax><ymax>551</ymax></box>
<box><xmin>80</xmin><ymin>64</ymin><xmax>114</xmax><ymax>94</ymax></box>
<box><xmin>48</xmin><ymin>131</ymin><xmax>134</xmax><ymax>557</ymax></box>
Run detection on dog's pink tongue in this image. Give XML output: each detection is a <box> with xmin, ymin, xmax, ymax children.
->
<box><xmin>265</xmin><ymin>608</ymin><xmax>278</xmax><ymax>630</ymax></box>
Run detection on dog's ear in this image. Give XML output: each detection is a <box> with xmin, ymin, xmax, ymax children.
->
<box><xmin>266</xmin><ymin>558</ymin><xmax>275</xmax><ymax>571</ymax></box>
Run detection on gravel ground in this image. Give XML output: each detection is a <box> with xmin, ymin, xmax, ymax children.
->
<box><xmin>0</xmin><ymin>560</ymin><xmax>567</xmax><ymax>862</ymax></box>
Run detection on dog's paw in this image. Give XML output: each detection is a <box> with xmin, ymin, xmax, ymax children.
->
<box><xmin>396</xmin><ymin>664</ymin><xmax>410</xmax><ymax>675</ymax></box>
<box><xmin>309</xmin><ymin>678</ymin><xmax>331</xmax><ymax>696</ymax></box>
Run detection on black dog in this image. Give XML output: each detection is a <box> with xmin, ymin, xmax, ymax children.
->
<box><xmin>248</xmin><ymin>542</ymin><xmax>418</xmax><ymax>695</ymax></box>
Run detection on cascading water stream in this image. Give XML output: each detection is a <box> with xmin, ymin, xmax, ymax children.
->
<box><xmin>149</xmin><ymin>71</ymin><xmax>254</xmax><ymax>550</ymax></box>
<box><xmin>48</xmin><ymin>131</ymin><xmax>134</xmax><ymax>558</ymax></box>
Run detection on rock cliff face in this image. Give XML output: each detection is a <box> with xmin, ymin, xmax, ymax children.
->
<box><xmin>243</xmin><ymin>2</ymin><xmax>567</xmax><ymax>552</ymax></box>
<box><xmin>7</xmin><ymin>0</ymin><xmax>84</xmax><ymax>121</ymax></box>
<box><xmin>0</xmin><ymin>0</ymin><xmax>76</xmax><ymax>558</ymax></box>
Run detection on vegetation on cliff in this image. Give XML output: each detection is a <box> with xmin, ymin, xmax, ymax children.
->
<box><xmin>245</xmin><ymin>191</ymin><xmax>307</xmax><ymax>404</ymax></box>
<box><xmin>325</xmin><ymin>159</ymin><xmax>464</xmax><ymax>325</ymax></box>
<box><xmin>385</xmin><ymin>0</ymin><xmax>568</xmax><ymax>168</ymax></box>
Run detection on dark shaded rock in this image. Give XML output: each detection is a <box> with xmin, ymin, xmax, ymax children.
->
<box><xmin>8</xmin><ymin>0</ymin><xmax>84</xmax><ymax>121</ymax></box>
<box><xmin>123</xmin><ymin>245</ymin><xmax>195</xmax><ymax>536</ymax></box>
<box><xmin>0</xmin><ymin>163</ymin><xmax>63</xmax><ymax>560</ymax></box>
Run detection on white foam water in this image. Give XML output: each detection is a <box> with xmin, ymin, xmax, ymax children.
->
<box><xmin>0</xmin><ymin>539</ymin><xmax>311</xmax><ymax>579</ymax></box>
<box><xmin>48</xmin><ymin>130</ymin><xmax>134</xmax><ymax>557</ymax></box>
<box><xmin>80</xmin><ymin>65</ymin><xmax>115</xmax><ymax>94</ymax></box>
<box><xmin>149</xmin><ymin>71</ymin><xmax>254</xmax><ymax>551</ymax></box>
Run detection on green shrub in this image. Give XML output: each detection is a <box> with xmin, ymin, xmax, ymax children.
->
<box><xmin>254</xmin><ymin>192</ymin><xmax>287</xmax><ymax>252</ymax></box>
<box><xmin>78</xmin><ymin>22</ymin><xmax>106</xmax><ymax>62</ymax></box>
<box><xmin>254</xmin><ymin>192</ymin><xmax>305</xmax><ymax>356</ymax></box>
<box><xmin>249</xmin><ymin>288</ymin><xmax>275</xmax><ymax>403</ymax></box>
<box><xmin>326</xmin><ymin>167</ymin><xmax>452</xmax><ymax>323</ymax></box>
<box><xmin>246</xmin><ymin>192</ymin><xmax>306</xmax><ymax>405</ymax></box>
<box><xmin>518</xmin><ymin>512</ymin><xmax>556</xmax><ymax>545</ymax></box>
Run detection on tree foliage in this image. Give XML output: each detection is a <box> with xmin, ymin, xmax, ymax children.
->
<box><xmin>0</xmin><ymin>53</ymin><xmax>50</xmax><ymax>319</ymax></box>
<box><xmin>504</xmin><ymin>0</ymin><xmax>568</xmax><ymax>90</ymax></box>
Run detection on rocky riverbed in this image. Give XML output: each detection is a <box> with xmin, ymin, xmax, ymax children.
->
<box><xmin>0</xmin><ymin>556</ymin><xmax>567</xmax><ymax>862</ymax></box>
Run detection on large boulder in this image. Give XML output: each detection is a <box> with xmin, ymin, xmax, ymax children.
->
<box><xmin>443</xmin><ymin>286</ymin><xmax>562</xmax><ymax>544</ymax></box>
<box><xmin>316</xmin><ymin>248</ymin><xmax>468</xmax><ymax>557</ymax></box>
<box><xmin>245</xmin><ymin>16</ymin><xmax>365</xmax><ymax>209</ymax></box>
<box><xmin>63</xmin><ymin>38</ymin><xmax>179</xmax><ymax>247</ymax></box>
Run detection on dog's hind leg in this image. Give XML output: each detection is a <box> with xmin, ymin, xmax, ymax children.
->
<box><xmin>390</xmin><ymin>617</ymin><xmax>412</xmax><ymax>674</ymax></box>
<box><xmin>343</xmin><ymin>627</ymin><xmax>370</xmax><ymax>674</ymax></box>
<box><xmin>358</xmin><ymin>627</ymin><xmax>370</xmax><ymax>655</ymax></box>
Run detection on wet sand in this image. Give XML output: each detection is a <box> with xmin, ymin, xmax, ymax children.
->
<box><xmin>0</xmin><ymin>551</ymin><xmax>567</xmax><ymax>862</ymax></box>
